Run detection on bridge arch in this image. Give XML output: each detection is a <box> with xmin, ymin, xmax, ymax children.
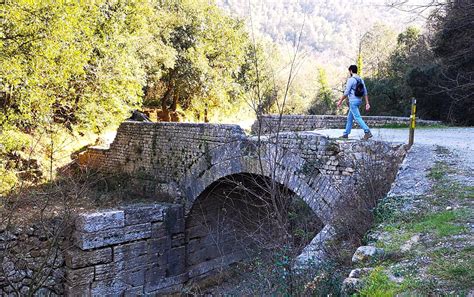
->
<box><xmin>184</xmin><ymin>171</ymin><xmax>326</xmax><ymax>281</ymax></box>
<box><xmin>177</xmin><ymin>141</ymin><xmax>340</xmax><ymax>225</ymax></box>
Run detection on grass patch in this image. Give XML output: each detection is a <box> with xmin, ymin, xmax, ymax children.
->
<box><xmin>428</xmin><ymin>246</ymin><xmax>474</xmax><ymax>289</ymax></box>
<box><xmin>374</xmin><ymin>230</ymin><xmax>415</xmax><ymax>253</ymax></box>
<box><xmin>428</xmin><ymin>161</ymin><xmax>455</xmax><ymax>181</ymax></box>
<box><xmin>373</xmin><ymin>196</ymin><xmax>420</xmax><ymax>225</ymax></box>
<box><xmin>357</xmin><ymin>267</ymin><xmax>404</xmax><ymax>297</ymax></box>
<box><xmin>416</xmin><ymin>123</ymin><xmax>450</xmax><ymax>129</ymax></box>
<box><xmin>410</xmin><ymin>210</ymin><xmax>467</xmax><ymax>237</ymax></box>
<box><xmin>432</xmin><ymin>179</ymin><xmax>473</xmax><ymax>203</ymax></box>
<box><xmin>380</xmin><ymin>123</ymin><xmax>409</xmax><ymax>129</ymax></box>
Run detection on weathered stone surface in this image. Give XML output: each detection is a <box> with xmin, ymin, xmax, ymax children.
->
<box><xmin>122</xmin><ymin>204</ymin><xmax>166</xmax><ymax>225</ymax></box>
<box><xmin>66</xmin><ymin>266</ymin><xmax>94</xmax><ymax>285</ymax></box>
<box><xmin>114</xmin><ymin>241</ymin><xmax>147</xmax><ymax>262</ymax></box>
<box><xmin>151</xmin><ymin>222</ymin><xmax>167</xmax><ymax>238</ymax></box>
<box><xmin>400</xmin><ymin>234</ymin><xmax>420</xmax><ymax>253</ymax></box>
<box><xmin>0</xmin><ymin>224</ymin><xmax>66</xmax><ymax>296</ymax></box>
<box><xmin>144</xmin><ymin>273</ymin><xmax>188</xmax><ymax>294</ymax></box>
<box><xmin>65</xmin><ymin>247</ymin><xmax>112</xmax><ymax>269</ymax></box>
<box><xmin>124</xmin><ymin>285</ymin><xmax>144</xmax><ymax>296</ymax></box>
<box><xmin>295</xmin><ymin>225</ymin><xmax>336</xmax><ymax>267</ymax></box>
<box><xmin>167</xmin><ymin>246</ymin><xmax>185</xmax><ymax>276</ymax></box>
<box><xmin>148</xmin><ymin>237</ymin><xmax>171</xmax><ymax>256</ymax></box>
<box><xmin>95</xmin><ymin>256</ymin><xmax>148</xmax><ymax>281</ymax></box>
<box><xmin>65</xmin><ymin>283</ymin><xmax>91</xmax><ymax>296</ymax></box>
<box><xmin>171</xmin><ymin>233</ymin><xmax>185</xmax><ymax>247</ymax></box>
<box><xmin>352</xmin><ymin>246</ymin><xmax>385</xmax><ymax>264</ymax></box>
<box><xmin>90</xmin><ymin>278</ymin><xmax>130</xmax><ymax>296</ymax></box>
<box><xmin>348</xmin><ymin>267</ymin><xmax>373</xmax><ymax>278</ymax></box>
<box><xmin>76</xmin><ymin>210</ymin><xmax>124</xmax><ymax>233</ymax></box>
<box><xmin>340</xmin><ymin>277</ymin><xmax>363</xmax><ymax>296</ymax></box>
<box><xmin>74</xmin><ymin>223</ymin><xmax>151</xmax><ymax>250</ymax></box>
<box><xmin>188</xmin><ymin>251</ymin><xmax>246</xmax><ymax>279</ymax></box>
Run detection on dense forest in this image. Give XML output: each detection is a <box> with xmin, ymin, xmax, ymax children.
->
<box><xmin>219</xmin><ymin>0</ymin><xmax>474</xmax><ymax>123</ymax></box>
<box><xmin>1</xmin><ymin>0</ymin><xmax>473</xmax><ymax>194</ymax></box>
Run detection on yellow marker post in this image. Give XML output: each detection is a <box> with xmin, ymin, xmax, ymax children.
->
<box><xmin>408</xmin><ymin>97</ymin><xmax>416</xmax><ymax>147</ymax></box>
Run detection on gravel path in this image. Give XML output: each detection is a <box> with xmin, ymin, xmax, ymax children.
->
<box><xmin>313</xmin><ymin>127</ymin><xmax>474</xmax><ymax>171</ymax></box>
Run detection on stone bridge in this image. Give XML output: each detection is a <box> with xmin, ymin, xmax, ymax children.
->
<box><xmin>66</xmin><ymin>121</ymin><xmax>406</xmax><ymax>295</ymax></box>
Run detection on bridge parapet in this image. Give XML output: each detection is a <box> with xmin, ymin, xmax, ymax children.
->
<box><xmin>252</xmin><ymin>114</ymin><xmax>441</xmax><ymax>134</ymax></box>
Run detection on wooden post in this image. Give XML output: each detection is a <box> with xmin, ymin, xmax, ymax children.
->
<box><xmin>204</xmin><ymin>103</ymin><xmax>209</xmax><ymax>123</ymax></box>
<box><xmin>408</xmin><ymin>97</ymin><xmax>416</xmax><ymax>147</ymax></box>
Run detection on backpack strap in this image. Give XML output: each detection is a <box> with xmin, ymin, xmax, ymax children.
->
<box><xmin>351</xmin><ymin>76</ymin><xmax>361</xmax><ymax>90</ymax></box>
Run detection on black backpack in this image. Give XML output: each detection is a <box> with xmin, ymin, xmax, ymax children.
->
<box><xmin>354</xmin><ymin>77</ymin><xmax>365</xmax><ymax>97</ymax></box>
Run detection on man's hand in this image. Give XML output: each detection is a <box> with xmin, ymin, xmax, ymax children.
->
<box><xmin>337</xmin><ymin>96</ymin><xmax>346</xmax><ymax>108</ymax></box>
<box><xmin>365</xmin><ymin>103</ymin><xmax>371</xmax><ymax>111</ymax></box>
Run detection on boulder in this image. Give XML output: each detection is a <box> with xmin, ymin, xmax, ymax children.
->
<box><xmin>348</xmin><ymin>267</ymin><xmax>373</xmax><ymax>278</ymax></box>
<box><xmin>340</xmin><ymin>277</ymin><xmax>363</xmax><ymax>296</ymax></box>
<box><xmin>352</xmin><ymin>246</ymin><xmax>385</xmax><ymax>264</ymax></box>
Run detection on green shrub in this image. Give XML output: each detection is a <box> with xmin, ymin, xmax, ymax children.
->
<box><xmin>0</xmin><ymin>166</ymin><xmax>18</xmax><ymax>196</ymax></box>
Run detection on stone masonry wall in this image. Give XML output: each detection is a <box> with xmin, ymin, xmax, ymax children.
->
<box><xmin>80</xmin><ymin>121</ymin><xmax>247</xmax><ymax>199</ymax></box>
<box><xmin>251</xmin><ymin>114</ymin><xmax>441</xmax><ymax>134</ymax></box>
<box><xmin>0</xmin><ymin>224</ymin><xmax>64</xmax><ymax>296</ymax></box>
<box><xmin>65</xmin><ymin>203</ymin><xmax>186</xmax><ymax>296</ymax></box>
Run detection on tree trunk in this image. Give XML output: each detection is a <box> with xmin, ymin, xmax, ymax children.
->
<box><xmin>161</xmin><ymin>85</ymin><xmax>173</xmax><ymax>122</ymax></box>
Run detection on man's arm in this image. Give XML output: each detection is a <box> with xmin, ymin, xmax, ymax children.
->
<box><xmin>337</xmin><ymin>94</ymin><xmax>348</xmax><ymax>108</ymax></box>
<box><xmin>337</xmin><ymin>78</ymin><xmax>353</xmax><ymax>108</ymax></box>
<box><xmin>363</xmin><ymin>80</ymin><xmax>370</xmax><ymax>111</ymax></box>
<box><xmin>364</xmin><ymin>95</ymin><xmax>370</xmax><ymax>111</ymax></box>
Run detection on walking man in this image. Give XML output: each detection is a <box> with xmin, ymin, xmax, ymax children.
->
<box><xmin>337</xmin><ymin>65</ymin><xmax>372</xmax><ymax>140</ymax></box>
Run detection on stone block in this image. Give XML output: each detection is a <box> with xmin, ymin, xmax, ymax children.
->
<box><xmin>165</xmin><ymin>219</ymin><xmax>185</xmax><ymax>235</ymax></box>
<box><xmin>74</xmin><ymin>223</ymin><xmax>151</xmax><ymax>250</ymax></box>
<box><xmin>114</xmin><ymin>241</ymin><xmax>147</xmax><ymax>262</ymax></box>
<box><xmin>148</xmin><ymin>237</ymin><xmax>171</xmax><ymax>256</ymax></box>
<box><xmin>145</xmin><ymin>263</ymin><xmax>167</xmax><ymax>288</ymax></box>
<box><xmin>90</xmin><ymin>278</ymin><xmax>129</xmax><ymax>296</ymax></box>
<box><xmin>167</xmin><ymin>246</ymin><xmax>185</xmax><ymax>276</ymax></box>
<box><xmin>165</xmin><ymin>205</ymin><xmax>184</xmax><ymax>221</ymax></box>
<box><xmin>65</xmin><ymin>247</ymin><xmax>112</xmax><ymax>269</ymax></box>
<box><xmin>171</xmin><ymin>233</ymin><xmax>185</xmax><ymax>247</ymax></box>
<box><xmin>119</xmin><ymin>268</ymin><xmax>145</xmax><ymax>287</ymax></box>
<box><xmin>94</xmin><ymin>262</ymin><xmax>123</xmax><ymax>281</ymax></box>
<box><xmin>151</xmin><ymin>222</ymin><xmax>167</xmax><ymax>238</ymax></box>
<box><xmin>124</xmin><ymin>286</ymin><xmax>144</xmax><ymax>296</ymax></box>
<box><xmin>187</xmin><ymin>251</ymin><xmax>246</xmax><ymax>279</ymax></box>
<box><xmin>66</xmin><ymin>266</ymin><xmax>95</xmax><ymax>285</ymax></box>
<box><xmin>122</xmin><ymin>204</ymin><xmax>167</xmax><ymax>225</ymax></box>
<box><xmin>351</xmin><ymin>246</ymin><xmax>385</xmax><ymax>264</ymax></box>
<box><xmin>95</xmin><ymin>256</ymin><xmax>148</xmax><ymax>281</ymax></box>
<box><xmin>65</xmin><ymin>283</ymin><xmax>91</xmax><ymax>296</ymax></box>
<box><xmin>76</xmin><ymin>210</ymin><xmax>124</xmax><ymax>233</ymax></box>
<box><xmin>144</xmin><ymin>273</ymin><xmax>188</xmax><ymax>294</ymax></box>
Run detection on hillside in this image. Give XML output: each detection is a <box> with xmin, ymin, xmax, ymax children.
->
<box><xmin>217</xmin><ymin>0</ymin><xmax>424</xmax><ymax>67</ymax></box>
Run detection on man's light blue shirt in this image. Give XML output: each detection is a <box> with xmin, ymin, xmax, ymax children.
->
<box><xmin>344</xmin><ymin>74</ymin><xmax>367</xmax><ymax>101</ymax></box>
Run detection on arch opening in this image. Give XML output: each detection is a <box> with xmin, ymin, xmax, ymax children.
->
<box><xmin>185</xmin><ymin>173</ymin><xmax>324</xmax><ymax>288</ymax></box>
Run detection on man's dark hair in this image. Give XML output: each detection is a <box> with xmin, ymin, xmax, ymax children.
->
<box><xmin>348</xmin><ymin>65</ymin><xmax>358</xmax><ymax>73</ymax></box>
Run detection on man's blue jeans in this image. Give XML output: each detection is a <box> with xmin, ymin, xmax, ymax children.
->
<box><xmin>344</xmin><ymin>99</ymin><xmax>370</xmax><ymax>135</ymax></box>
